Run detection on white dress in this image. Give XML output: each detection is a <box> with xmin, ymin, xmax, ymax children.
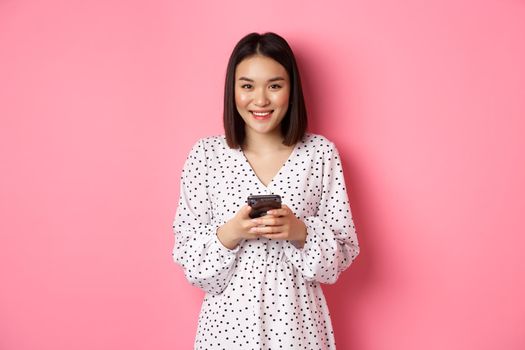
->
<box><xmin>172</xmin><ymin>133</ymin><xmax>360</xmax><ymax>349</ymax></box>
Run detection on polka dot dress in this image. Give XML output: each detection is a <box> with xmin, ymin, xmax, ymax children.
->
<box><xmin>172</xmin><ymin>133</ymin><xmax>360</xmax><ymax>349</ymax></box>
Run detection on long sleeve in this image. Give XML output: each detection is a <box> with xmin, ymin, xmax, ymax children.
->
<box><xmin>172</xmin><ymin>139</ymin><xmax>239</xmax><ymax>295</ymax></box>
<box><xmin>284</xmin><ymin>141</ymin><xmax>359</xmax><ymax>284</ymax></box>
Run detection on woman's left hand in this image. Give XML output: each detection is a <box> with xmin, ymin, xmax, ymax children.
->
<box><xmin>249</xmin><ymin>204</ymin><xmax>307</xmax><ymax>248</ymax></box>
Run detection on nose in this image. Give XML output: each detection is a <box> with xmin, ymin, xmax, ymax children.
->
<box><xmin>254</xmin><ymin>87</ymin><xmax>270</xmax><ymax>106</ymax></box>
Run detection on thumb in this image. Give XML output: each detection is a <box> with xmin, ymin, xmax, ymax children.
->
<box><xmin>240</xmin><ymin>204</ymin><xmax>252</xmax><ymax>218</ymax></box>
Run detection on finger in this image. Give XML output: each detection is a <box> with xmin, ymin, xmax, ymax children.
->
<box><xmin>266</xmin><ymin>207</ymin><xmax>290</xmax><ymax>217</ymax></box>
<box><xmin>243</xmin><ymin>220</ymin><xmax>260</xmax><ymax>231</ymax></box>
<box><xmin>252</xmin><ymin>217</ymin><xmax>283</xmax><ymax>226</ymax></box>
<box><xmin>239</xmin><ymin>205</ymin><xmax>252</xmax><ymax>218</ymax></box>
<box><xmin>250</xmin><ymin>225</ymin><xmax>284</xmax><ymax>234</ymax></box>
<box><xmin>260</xmin><ymin>233</ymin><xmax>287</xmax><ymax>240</ymax></box>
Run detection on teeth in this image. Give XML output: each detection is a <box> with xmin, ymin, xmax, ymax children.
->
<box><xmin>252</xmin><ymin>111</ymin><xmax>271</xmax><ymax>116</ymax></box>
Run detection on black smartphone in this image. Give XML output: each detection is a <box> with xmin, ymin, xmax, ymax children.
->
<box><xmin>247</xmin><ymin>194</ymin><xmax>282</xmax><ymax>219</ymax></box>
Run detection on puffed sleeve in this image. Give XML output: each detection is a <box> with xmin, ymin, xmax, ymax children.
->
<box><xmin>172</xmin><ymin>138</ymin><xmax>240</xmax><ymax>295</ymax></box>
<box><xmin>284</xmin><ymin>141</ymin><xmax>360</xmax><ymax>284</ymax></box>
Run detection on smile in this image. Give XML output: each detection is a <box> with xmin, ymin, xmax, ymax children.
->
<box><xmin>250</xmin><ymin>110</ymin><xmax>273</xmax><ymax>120</ymax></box>
<box><xmin>251</xmin><ymin>110</ymin><xmax>273</xmax><ymax>116</ymax></box>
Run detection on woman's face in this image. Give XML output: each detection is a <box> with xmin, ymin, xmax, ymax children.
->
<box><xmin>234</xmin><ymin>55</ymin><xmax>290</xmax><ymax>138</ymax></box>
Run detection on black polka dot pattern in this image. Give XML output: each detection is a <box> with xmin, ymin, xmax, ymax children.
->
<box><xmin>172</xmin><ymin>133</ymin><xmax>360</xmax><ymax>349</ymax></box>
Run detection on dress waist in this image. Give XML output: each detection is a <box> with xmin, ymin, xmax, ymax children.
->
<box><xmin>236</xmin><ymin>240</ymin><xmax>289</xmax><ymax>265</ymax></box>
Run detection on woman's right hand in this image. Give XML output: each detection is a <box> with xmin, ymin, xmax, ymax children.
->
<box><xmin>216</xmin><ymin>205</ymin><xmax>259</xmax><ymax>250</ymax></box>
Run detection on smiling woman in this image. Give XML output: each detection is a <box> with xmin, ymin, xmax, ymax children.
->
<box><xmin>172</xmin><ymin>32</ymin><xmax>360</xmax><ymax>349</ymax></box>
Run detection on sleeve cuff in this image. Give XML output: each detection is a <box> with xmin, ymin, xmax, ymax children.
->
<box><xmin>286</xmin><ymin>217</ymin><xmax>318</xmax><ymax>252</ymax></box>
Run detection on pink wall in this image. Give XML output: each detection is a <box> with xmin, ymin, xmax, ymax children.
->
<box><xmin>1</xmin><ymin>0</ymin><xmax>524</xmax><ymax>349</ymax></box>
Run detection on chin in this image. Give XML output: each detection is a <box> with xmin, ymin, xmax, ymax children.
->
<box><xmin>253</xmin><ymin>126</ymin><xmax>280</xmax><ymax>135</ymax></box>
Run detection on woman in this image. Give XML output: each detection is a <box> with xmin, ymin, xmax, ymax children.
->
<box><xmin>172</xmin><ymin>32</ymin><xmax>360</xmax><ymax>349</ymax></box>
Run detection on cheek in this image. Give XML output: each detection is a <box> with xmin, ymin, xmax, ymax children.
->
<box><xmin>235</xmin><ymin>90</ymin><xmax>250</xmax><ymax>106</ymax></box>
<box><xmin>271</xmin><ymin>91</ymin><xmax>290</xmax><ymax>107</ymax></box>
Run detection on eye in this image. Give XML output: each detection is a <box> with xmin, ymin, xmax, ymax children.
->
<box><xmin>269</xmin><ymin>84</ymin><xmax>282</xmax><ymax>90</ymax></box>
<box><xmin>240</xmin><ymin>84</ymin><xmax>253</xmax><ymax>89</ymax></box>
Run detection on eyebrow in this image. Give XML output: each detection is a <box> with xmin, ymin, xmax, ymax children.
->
<box><xmin>238</xmin><ymin>76</ymin><xmax>286</xmax><ymax>82</ymax></box>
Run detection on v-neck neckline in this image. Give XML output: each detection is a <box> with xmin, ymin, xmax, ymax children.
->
<box><xmin>238</xmin><ymin>137</ymin><xmax>302</xmax><ymax>190</ymax></box>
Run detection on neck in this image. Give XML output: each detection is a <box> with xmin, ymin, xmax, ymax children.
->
<box><xmin>242</xmin><ymin>128</ymin><xmax>285</xmax><ymax>153</ymax></box>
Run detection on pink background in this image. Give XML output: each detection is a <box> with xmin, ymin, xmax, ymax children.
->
<box><xmin>1</xmin><ymin>0</ymin><xmax>524</xmax><ymax>349</ymax></box>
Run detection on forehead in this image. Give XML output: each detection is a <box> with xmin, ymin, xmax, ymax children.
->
<box><xmin>235</xmin><ymin>55</ymin><xmax>289</xmax><ymax>80</ymax></box>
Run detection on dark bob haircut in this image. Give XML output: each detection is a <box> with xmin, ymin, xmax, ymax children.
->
<box><xmin>223</xmin><ymin>32</ymin><xmax>308</xmax><ymax>149</ymax></box>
